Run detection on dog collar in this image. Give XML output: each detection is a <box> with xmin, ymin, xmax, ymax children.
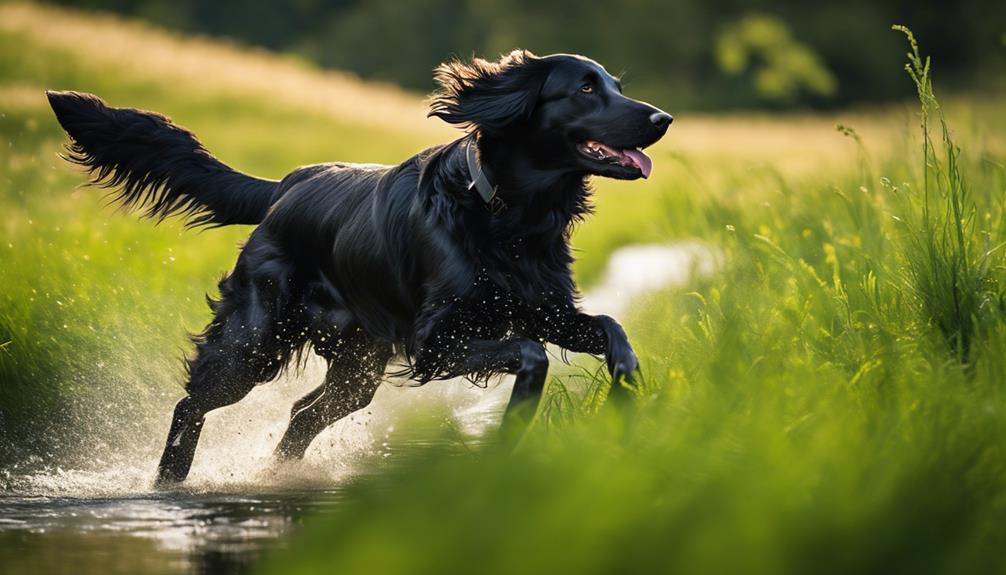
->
<box><xmin>465</xmin><ymin>139</ymin><xmax>506</xmax><ymax>215</ymax></box>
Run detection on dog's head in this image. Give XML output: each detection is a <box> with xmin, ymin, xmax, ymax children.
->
<box><xmin>430</xmin><ymin>50</ymin><xmax>671</xmax><ymax>180</ymax></box>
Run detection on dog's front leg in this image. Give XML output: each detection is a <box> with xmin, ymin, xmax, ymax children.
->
<box><xmin>538</xmin><ymin>309</ymin><xmax>640</xmax><ymax>395</ymax></box>
<box><xmin>595</xmin><ymin>315</ymin><xmax>641</xmax><ymax>389</ymax></box>
<box><xmin>416</xmin><ymin>337</ymin><xmax>549</xmax><ymax>431</ymax></box>
<box><xmin>465</xmin><ymin>338</ymin><xmax>550</xmax><ymax>430</ymax></box>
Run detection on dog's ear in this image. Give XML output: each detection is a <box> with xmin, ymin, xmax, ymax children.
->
<box><xmin>429</xmin><ymin>50</ymin><xmax>546</xmax><ymax>132</ymax></box>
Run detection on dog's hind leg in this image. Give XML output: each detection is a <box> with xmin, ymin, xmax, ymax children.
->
<box><xmin>156</xmin><ymin>268</ymin><xmax>305</xmax><ymax>486</ymax></box>
<box><xmin>274</xmin><ymin>326</ymin><xmax>392</xmax><ymax>461</ymax></box>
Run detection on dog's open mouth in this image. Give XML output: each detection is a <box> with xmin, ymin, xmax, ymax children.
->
<box><xmin>577</xmin><ymin>140</ymin><xmax>653</xmax><ymax>178</ymax></box>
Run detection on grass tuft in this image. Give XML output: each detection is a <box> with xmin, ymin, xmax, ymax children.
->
<box><xmin>893</xmin><ymin>25</ymin><xmax>1004</xmax><ymax>365</ymax></box>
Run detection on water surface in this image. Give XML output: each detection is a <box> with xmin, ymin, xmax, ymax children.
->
<box><xmin>0</xmin><ymin>368</ymin><xmax>511</xmax><ymax>575</ymax></box>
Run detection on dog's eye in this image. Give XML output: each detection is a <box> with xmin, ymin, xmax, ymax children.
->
<box><xmin>579</xmin><ymin>83</ymin><xmax>593</xmax><ymax>94</ymax></box>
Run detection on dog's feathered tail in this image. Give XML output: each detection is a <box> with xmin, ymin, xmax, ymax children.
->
<box><xmin>47</xmin><ymin>90</ymin><xmax>278</xmax><ymax>228</ymax></box>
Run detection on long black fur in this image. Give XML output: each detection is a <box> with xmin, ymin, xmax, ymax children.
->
<box><xmin>47</xmin><ymin>51</ymin><xmax>672</xmax><ymax>483</ymax></box>
<box><xmin>47</xmin><ymin>90</ymin><xmax>278</xmax><ymax>227</ymax></box>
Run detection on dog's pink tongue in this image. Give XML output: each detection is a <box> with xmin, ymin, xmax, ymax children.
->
<box><xmin>623</xmin><ymin>149</ymin><xmax>652</xmax><ymax>178</ymax></box>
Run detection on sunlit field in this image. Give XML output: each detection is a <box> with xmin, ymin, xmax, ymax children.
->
<box><xmin>2</xmin><ymin>3</ymin><xmax>1006</xmax><ymax>574</ymax></box>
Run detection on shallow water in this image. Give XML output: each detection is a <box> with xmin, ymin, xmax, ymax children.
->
<box><xmin>0</xmin><ymin>362</ymin><xmax>512</xmax><ymax>575</ymax></box>
<box><xmin>0</xmin><ymin>489</ymin><xmax>336</xmax><ymax>574</ymax></box>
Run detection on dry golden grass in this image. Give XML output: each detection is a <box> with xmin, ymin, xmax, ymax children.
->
<box><xmin>665</xmin><ymin>109</ymin><xmax>903</xmax><ymax>177</ymax></box>
<box><xmin>0</xmin><ymin>81</ymin><xmax>45</xmax><ymax>110</ymax></box>
<box><xmin>0</xmin><ymin>2</ymin><xmax>451</xmax><ymax>138</ymax></box>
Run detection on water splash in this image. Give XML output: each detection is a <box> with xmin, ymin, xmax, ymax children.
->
<box><xmin>5</xmin><ymin>357</ymin><xmax>512</xmax><ymax>497</ymax></box>
<box><xmin>0</xmin><ymin>359</ymin><xmax>512</xmax><ymax>572</ymax></box>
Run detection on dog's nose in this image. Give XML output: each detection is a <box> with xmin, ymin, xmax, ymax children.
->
<box><xmin>649</xmin><ymin>112</ymin><xmax>673</xmax><ymax>130</ymax></box>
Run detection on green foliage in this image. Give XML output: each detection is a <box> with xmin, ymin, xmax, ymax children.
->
<box><xmin>46</xmin><ymin>0</ymin><xmax>1006</xmax><ymax>110</ymax></box>
<box><xmin>259</xmin><ymin>28</ymin><xmax>1006</xmax><ymax>575</ymax></box>
<box><xmin>716</xmin><ymin>13</ymin><xmax>836</xmax><ymax>103</ymax></box>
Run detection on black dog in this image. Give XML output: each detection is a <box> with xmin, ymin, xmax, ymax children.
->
<box><xmin>47</xmin><ymin>50</ymin><xmax>672</xmax><ymax>484</ymax></box>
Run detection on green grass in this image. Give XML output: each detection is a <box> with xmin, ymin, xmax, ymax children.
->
<box><xmin>257</xmin><ymin>28</ymin><xmax>1006</xmax><ymax>575</ymax></box>
<box><xmin>3</xmin><ymin>4</ymin><xmax>1006</xmax><ymax>573</ymax></box>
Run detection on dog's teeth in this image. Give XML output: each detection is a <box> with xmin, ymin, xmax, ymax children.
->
<box><xmin>581</xmin><ymin>141</ymin><xmax>620</xmax><ymax>161</ymax></box>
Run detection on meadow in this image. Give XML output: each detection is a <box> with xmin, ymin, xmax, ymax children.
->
<box><xmin>2</xmin><ymin>3</ymin><xmax>1006</xmax><ymax>574</ymax></box>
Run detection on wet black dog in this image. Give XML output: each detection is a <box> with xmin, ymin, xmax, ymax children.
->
<box><xmin>47</xmin><ymin>50</ymin><xmax>672</xmax><ymax>484</ymax></box>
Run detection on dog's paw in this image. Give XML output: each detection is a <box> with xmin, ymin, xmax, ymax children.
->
<box><xmin>607</xmin><ymin>346</ymin><xmax>640</xmax><ymax>390</ymax></box>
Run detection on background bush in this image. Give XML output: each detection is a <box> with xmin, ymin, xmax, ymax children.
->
<box><xmin>45</xmin><ymin>0</ymin><xmax>1006</xmax><ymax>110</ymax></box>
